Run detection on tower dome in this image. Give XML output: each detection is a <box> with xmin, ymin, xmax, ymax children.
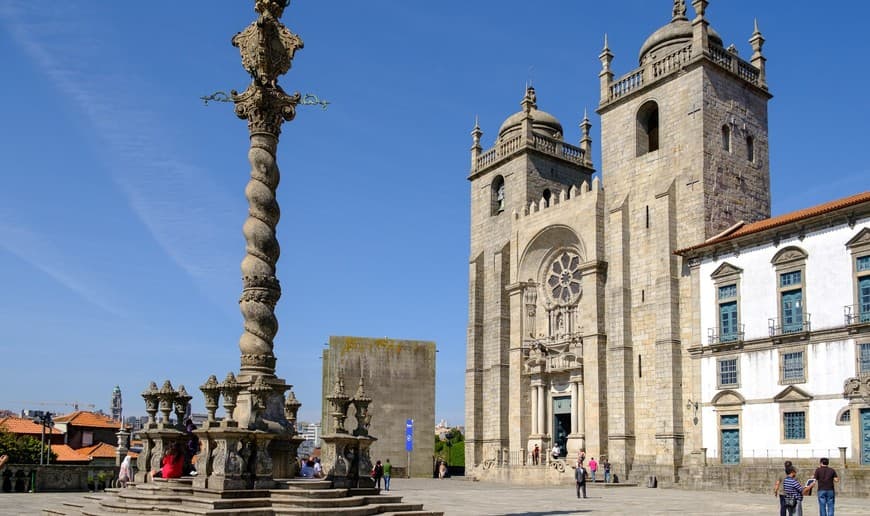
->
<box><xmin>498</xmin><ymin>86</ymin><xmax>563</xmax><ymax>139</ymax></box>
<box><xmin>638</xmin><ymin>1</ymin><xmax>722</xmax><ymax>65</ymax></box>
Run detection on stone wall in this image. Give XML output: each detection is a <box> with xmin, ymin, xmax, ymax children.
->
<box><xmin>322</xmin><ymin>336</ymin><xmax>436</xmax><ymax>478</ymax></box>
<box><xmin>677</xmin><ymin>461</ymin><xmax>870</xmax><ymax>498</ymax></box>
<box><xmin>1</xmin><ymin>464</ymin><xmax>120</xmax><ymax>492</ymax></box>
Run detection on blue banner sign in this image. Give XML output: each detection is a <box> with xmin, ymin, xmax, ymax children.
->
<box><xmin>405</xmin><ymin>418</ymin><xmax>414</xmax><ymax>452</ymax></box>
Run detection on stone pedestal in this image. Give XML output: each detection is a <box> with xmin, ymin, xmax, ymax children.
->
<box><xmin>203</xmin><ymin>426</ymin><xmax>252</xmax><ymax>491</ymax></box>
<box><xmin>320</xmin><ymin>433</ymin><xmax>377</xmax><ymax>488</ymax></box>
<box><xmin>135</xmin><ymin>426</ymin><xmax>184</xmax><ymax>483</ymax></box>
<box><xmin>566</xmin><ymin>434</ymin><xmax>585</xmax><ymax>460</ymax></box>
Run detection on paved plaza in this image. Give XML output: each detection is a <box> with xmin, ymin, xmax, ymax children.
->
<box><xmin>1</xmin><ymin>478</ymin><xmax>868</xmax><ymax>515</ymax></box>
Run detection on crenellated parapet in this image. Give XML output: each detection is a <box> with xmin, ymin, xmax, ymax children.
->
<box><xmin>513</xmin><ymin>176</ymin><xmax>602</xmax><ymax>222</ymax></box>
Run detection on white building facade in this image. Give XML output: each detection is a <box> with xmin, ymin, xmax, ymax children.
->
<box><xmin>679</xmin><ymin>193</ymin><xmax>870</xmax><ymax>465</ymax></box>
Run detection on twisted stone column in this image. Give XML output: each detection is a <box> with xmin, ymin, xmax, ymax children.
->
<box><xmin>231</xmin><ymin>0</ymin><xmax>303</xmax><ymax>378</ymax></box>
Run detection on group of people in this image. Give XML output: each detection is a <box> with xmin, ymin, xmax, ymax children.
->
<box><xmin>371</xmin><ymin>459</ymin><xmax>392</xmax><ymax>490</ymax></box>
<box><xmin>773</xmin><ymin>457</ymin><xmax>839</xmax><ymax>516</ymax></box>
<box><xmin>299</xmin><ymin>456</ymin><xmax>324</xmax><ymax>478</ymax></box>
<box><xmin>573</xmin><ymin>450</ymin><xmax>613</xmax><ymax>499</ymax></box>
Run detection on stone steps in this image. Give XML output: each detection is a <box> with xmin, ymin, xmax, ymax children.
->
<box><xmin>41</xmin><ymin>478</ymin><xmax>442</xmax><ymax>515</ymax></box>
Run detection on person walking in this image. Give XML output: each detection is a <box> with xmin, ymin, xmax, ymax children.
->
<box><xmin>588</xmin><ymin>457</ymin><xmax>598</xmax><ymax>482</ymax></box>
<box><xmin>532</xmin><ymin>444</ymin><xmax>540</xmax><ymax>465</ymax></box>
<box><xmin>372</xmin><ymin>460</ymin><xmax>384</xmax><ymax>489</ymax></box>
<box><xmin>118</xmin><ymin>455</ymin><xmax>134</xmax><ymax>488</ymax></box>
<box><xmin>812</xmin><ymin>457</ymin><xmax>839</xmax><ymax>516</ymax></box>
<box><xmin>781</xmin><ymin>466</ymin><xmax>804</xmax><ymax>516</ymax></box>
<box><xmin>574</xmin><ymin>464</ymin><xmax>588</xmax><ymax>499</ymax></box>
<box><xmin>774</xmin><ymin>460</ymin><xmax>794</xmax><ymax>516</ymax></box>
<box><xmin>603</xmin><ymin>458</ymin><xmax>611</xmax><ymax>484</ymax></box>
<box><xmin>383</xmin><ymin>459</ymin><xmax>392</xmax><ymax>491</ymax></box>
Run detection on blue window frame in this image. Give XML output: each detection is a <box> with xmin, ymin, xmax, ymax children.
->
<box><xmin>781</xmin><ymin>271</ymin><xmax>802</xmax><ymax>287</ymax></box>
<box><xmin>859</xmin><ymin>276</ymin><xmax>870</xmax><ymax>323</ymax></box>
<box><xmin>782</xmin><ymin>351</ymin><xmax>804</xmax><ymax>381</ymax></box>
<box><xmin>782</xmin><ymin>289</ymin><xmax>803</xmax><ymax>333</ymax></box>
<box><xmin>784</xmin><ymin>411</ymin><xmax>806</xmax><ymax>440</ymax></box>
<box><xmin>860</xmin><ymin>343</ymin><xmax>870</xmax><ymax>374</ymax></box>
<box><xmin>718</xmin><ymin>284</ymin><xmax>737</xmax><ymax>300</ymax></box>
<box><xmin>721</xmin><ymin>414</ymin><xmax>738</xmax><ymax>426</ymax></box>
<box><xmin>858</xmin><ymin>255</ymin><xmax>870</xmax><ymax>272</ymax></box>
<box><xmin>720</xmin><ymin>302</ymin><xmax>738</xmax><ymax>341</ymax></box>
<box><xmin>718</xmin><ymin>359</ymin><xmax>738</xmax><ymax>386</ymax></box>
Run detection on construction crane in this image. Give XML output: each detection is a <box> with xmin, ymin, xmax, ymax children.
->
<box><xmin>14</xmin><ymin>400</ymin><xmax>97</xmax><ymax>413</ymax></box>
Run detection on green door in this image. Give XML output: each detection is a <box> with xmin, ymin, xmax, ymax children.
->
<box><xmin>862</xmin><ymin>409</ymin><xmax>870</xmax><ymax>465</ymax></box>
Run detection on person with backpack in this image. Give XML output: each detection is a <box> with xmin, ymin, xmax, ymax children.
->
<box><xmin>371</xmin><ymin>460</ymin><xmax>384</xmax><ymax>489</ymax></box>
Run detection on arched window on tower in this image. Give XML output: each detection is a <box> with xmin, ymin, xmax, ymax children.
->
<box><xmin>636</xmin><ymin>101</ymin><xmax>659</xmax><ymax>156</ymax></box>
<box><xmin>491</xmin><ymin>175</ymin><xmax>505</xmax><ymax>215</ymax></box>
<box><xmin>746</xmin><ymin>135</ymin><xmax>755</xmax><ymax>163</ymax></box>
<box><xmin>722</xmin><ymin>125</ymin><xmax>731</xmax><ymax>152</ymax></box>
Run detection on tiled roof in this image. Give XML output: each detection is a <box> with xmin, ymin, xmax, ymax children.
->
<box><xmin>51</xmin><ymin>444</ymin><xmax>91</xmax><ymax>463</ymax></box>
<box><xmin>0</xmin><ymin>416</ymin><xmax>64</xmax><ymax>435</ymax></box>
<box><xmin>677</xmin><ymin>191</ymin><xmax>870</xmax><ymax>254</ymax></box>
<box><xmin>76</xmin><ymin>442</ymin><xmax>118</xmax><ymax>459</ymax></box>
<box><xmin>53</xmin><ymin>411</ymin><xmax>121</xmax><ymax>429</ymax></box>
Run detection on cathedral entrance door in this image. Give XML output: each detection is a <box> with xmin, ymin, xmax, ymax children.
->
<box><xmin>552</xmin><ymin>396</ymin><xmax>571</xmax><ymax>457</ymax></box>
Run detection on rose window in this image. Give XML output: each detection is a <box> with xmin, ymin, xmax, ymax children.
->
<box><xmin>546</xmin><ymin>251</ymin><xmax>582</xmax><ymax>304</ymax></box>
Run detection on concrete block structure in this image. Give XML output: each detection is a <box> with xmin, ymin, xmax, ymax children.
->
<box><xmin>322</xmin><ymin>336</ymin><xmax>436</xmax><ymax>477</ymax></box>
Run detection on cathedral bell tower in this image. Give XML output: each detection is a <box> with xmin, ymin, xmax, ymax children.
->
<box><xmin>466</xmin><ymin>86</ymin><xmax>595</xmax><ymax>466</ymax></box>
<box><xmin>598</xmin><ymin>0</ymin><xmax>772</xmax><ymax>484</ymax></box>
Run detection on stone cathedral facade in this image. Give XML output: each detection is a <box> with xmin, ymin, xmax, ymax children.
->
<box><xmin>465</xmin><ymin>0</ymin><xmax>773</xmax><ymax>484</ymax></box>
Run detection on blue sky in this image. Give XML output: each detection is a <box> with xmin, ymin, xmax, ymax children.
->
<box><xmin>0</xmin><ymin>1</ymin><xmax>867</xmax><ymax>427</ymax></box>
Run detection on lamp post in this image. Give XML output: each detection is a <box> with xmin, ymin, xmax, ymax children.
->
<box><xmin>33</xmin><ymin>412</ymin><xmax>54</xmax><ymax>465</ymax></box>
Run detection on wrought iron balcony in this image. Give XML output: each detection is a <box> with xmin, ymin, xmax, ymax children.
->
<box><xmin>768</xmin><ymin>314</ymin><xmax>811</xmax><ymax>336</ymax></box>
<box><xmin>844</xmin><ymin>304</ymin><xmax>870</xmax><ymax>325</ymax></box>
<box><xmin>707</xmin><ymin>325</ymin><xmax>745</xmax><ymax>346</ymax></box>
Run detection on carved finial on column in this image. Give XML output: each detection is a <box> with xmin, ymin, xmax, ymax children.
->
<box><xmin>691</xmin><ymin>1</ymin><xmax>710</xmax><ymax>58</ymax></box>
<box><xmin>326</xmin><ymin>372</ymin><xmax>350</xmax><ymax>433</ymax></box>
<box><xmin>200</xmin><ymin>375</ymin><xmax>222</xmax><ymax>424</ymax></box>
<box><xmin>157</xmin><ymin>380</ymin><xmax>178</xmax><ymax>425</ymax></box>
<box><xmin>599</xmin><ymin>34</ymin><xmax>614</xmax><ymax>104</ymax></box>
<box><xmin>579</xmin><ymin>108</ymin><xmax>593</xmax><ymax>167</ymax></box>
<box><xmin>173</xmin><ymin>385</ymin><xmax>192</xmax><ymax>429</ymax></box>
<box><xmin>141</xmin><ymin>382</ymin><xmax>159</xmax><ymax>426</ymax></box>
<box><xmin>470</xmin><ymin>116</ymin><xmax>483</xmax><ymax>171</ymax></box>
<box><xmin>749</xmin><ymin>18</ymin><xmax>767</xmax><ymax>89</ymax></box>
<box><xmin>352</xmin><ymin>376</ymin><xmax>372</xmax><ymax>436</ymax></box>
<box><xmin>284</xmin><ymin>388</ymin><xmax>302</xmax><ymax>433</ymax></box>
<box><xmin>220</xmin><ymin>372</ymin><xmax>242</xmax><ymax>426</ymax></box>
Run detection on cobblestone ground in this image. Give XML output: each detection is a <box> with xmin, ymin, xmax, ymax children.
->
<box><xmin>1</xmin><ymin>478</ymin><xmax>868</xmax><ymax>515</ymax></box>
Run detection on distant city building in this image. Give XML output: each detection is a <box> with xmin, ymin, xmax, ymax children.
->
<box><xmin>322</xmin><ymin>336</ymin><xmax>436</xmax><ymax>477</ymax></box>
<box><xmin>296</xmin><ymin>421</ymin><xmax>321</xmax><ymax>458</ymax></box>
<box><xmin>110</xmin><ymin>385</ymin><xmax>122</xmax><ymax>422</ymax></box>
<box><xmin>53</xmin><ymin>411</ymin><xmax>121</xmax><ymax>448</ymax></box>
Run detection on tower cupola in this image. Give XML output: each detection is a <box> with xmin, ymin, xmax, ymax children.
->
<box><xmin>498</xmin><ymin>86</ymin><xmax>563</xmax><ymax>140</ymax></box>
<box><xmin>638</xmin><ymin>0</ymin><xmax>722</xmax><ymax>64</ymax></box>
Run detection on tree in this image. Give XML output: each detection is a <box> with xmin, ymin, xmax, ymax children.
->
<box><xmin>0</xmin><ymin>430</ymin><xmax>56</xmax><ymax>464</ymax></box>
<box><xmin>434</xmin><ymin>427</ymin><xmax>465</xmax><ymax>467</ymax></box>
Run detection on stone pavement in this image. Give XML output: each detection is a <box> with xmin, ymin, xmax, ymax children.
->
<box><xmin>0</xmin><ymin>478</ymin><xmax>868</xmax><ymax>515</ymax></box>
